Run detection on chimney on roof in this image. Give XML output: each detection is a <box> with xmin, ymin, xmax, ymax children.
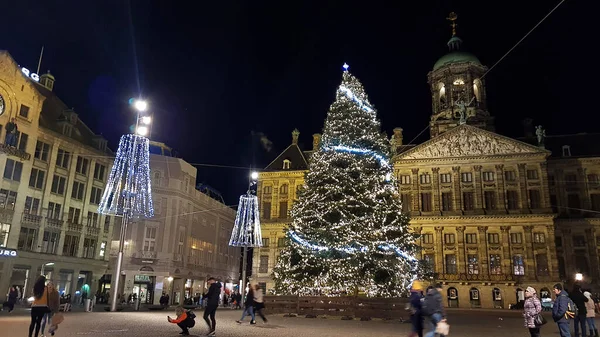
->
<box><xmin>391</xmin><ymin>127</ymin><xmax>403</xmax><ymax>154</ymax></box>
<box><xmin>312</xmin><ymin>133</ymin><xmax>321</xmax><ymax>151</ymax></box>
<box><xmin>39</xmin><ymin>70</ymin><xmax>55</xmax><ymax>91</ymax></box>
<box><xmin>291</xmin><ymin>129</ymin><xmax>300</xmax><ymax>145</ymax></box>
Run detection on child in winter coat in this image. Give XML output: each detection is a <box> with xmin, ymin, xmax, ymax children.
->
<box><xmin>168</xmin><ymin>306</ymin><xmax>195</xmax><ymax>336</ymax></box>
<box><xmin>584</xmin><ymin>292</ymin><xmax>598</xmax><ymax>337</ymax></box>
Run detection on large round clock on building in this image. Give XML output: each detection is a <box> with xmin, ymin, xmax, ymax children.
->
<box><xmin>0</xmin><ymin>94</ymin><xmax>5</xmax><ymax>116</ymax></box>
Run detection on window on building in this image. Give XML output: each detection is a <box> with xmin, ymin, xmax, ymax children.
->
<box><xmin>87</xmin><ymin>212</ymin><xmax>99</xmax><ymax>227</ymax></box>
<box><xmin>83</xmin><ymin>238</ymin><xmax>96</xmax><ymax>259</ymax></box>
<box><xmin>259</xmin><ymin>255</ymin><xmax>269</xmax><ymax>273</ymax></box>
<box><xmin>278</xmin><ymin>237</ymin><xmax>286</xmax><ymax>247</ymax></box>
<box><xmin>400</xmin><ymin>175</ymin><xmax>411</xmax><ymax>185</ymax></box>
<box><xmin>444</xmin><ymin>233</ymin><xmax>455</xmax><ymax>244</ymax></box>
<box><xmin>422</xmin><ymin>233</ymin><xmax>434</xmax><ymax>244</ymax></box>
<box><xmin>17</xmin><ymin>132</ymin><xmax>28</xmax><ymax>152</ymax></box>
<box><xmin>262</xmin><ymin>238</ymin><xmax>270</xmax><ymax>247</ymax></box>
<box><xmin>143</xmin><ymin>226</ymin><xmax>157</xmax><ymax>251</ymax></box>
<box><xmin>441</xmin><ymin>192</ymin><xmax>453</xmax><ymax>211</ymax></box>
<box><xmin>548</xmin><ymin>175</ymin><xmax>556</xmax><ymax>186</ymax></box>
<box><xmin>445</xmin><ymin>254</ymin><xmax>457</xmax><ymax>274</ymax></box>
<box><xmin>526</xmin><ymin>169</ymin><xmax>539</xmax><ymax>180</ymax></box>
<box><xmin>93</xmin><ymin>163</ymin><xmax>106</xmax><ymax>181</ymax></box>
<box><xmin>263</xmin><ymin>186</ymin><xmax>272</xmax><ymax>194</ymax></box>
<box><xmin>63</xmin><ymin>234</ymin><xmax>79</xmax><ymax>257</ymax></box>
<box><xmin>421</xmin><ymin>193</ymin><xmax>432</xmax><ymax>212</ymax></box>
<box><xmin>558</xmin><ymin>257</ymin><xmax>566</xmax><ymax>279</ymax></box>
<box><xmin>400</xmin><ymin>194</ymin><xmax>411</xmax><ymax>213</ymax></box>
<box><xmin>465</xmin><ymin>233</ymin><xmax>477</xmax><ymax>244</ymax></box>
<box><xmin>420</xmin><ymin>174</ymin><xmax>431</xmax><ymax>184</ymax></box>
<box><xmin>440</xmin><ymin>173</ymin><xmax>452</xmax><ymax>183</ymax></box>
<box><xmin>3</xmin><ymin>159</ymin><xmax>23</xmax><ymax>181</ymax></box>
<box><xmin>67</xmin><ymin>207</ymin><xmax>81</xmax><ymax>224</ymax></box>
<box><xmin>484</xmin><ymin>191</ymin><xmax>496</xmax><ymax>210</ymax></box>
<box><xmin>0</xmin><ymin>189</ymin><xmax>18</xmax><ymax>210</ymax></box>
<box><xmin>90</xmin><ymin>187</ymin><xmax>102</xmax><ymax>205</ymax></box>
<box><xmin>262</xmin><ymin>202</ymin><xmax>271</xmax><ymax>219</ymax></box>
<box><xmin>0</xmin><ymin>223</ymin><xmax>11</xmax><ymax>247</ymax></box>
<box><xmin>567</xmin><ymin>194</ymin><xmax>581</xmax><ymax>214</ymax></box>
<box><xmin>282</xmin><ymin>159</ymin><xmax>291</xmax><ymax>169</ymax></box>
<box><xmin>488</xmin><ymin>233</ymin><xmax>500</xmax><ymax>244</ymax></box>
<box><xmin>99</xmin><ymin>241</ymin><xmax>107</xmax><ymax>258</ymax></box>
<box><xmin>562</xmin><ymin>145</ymin><xmax>571</xmax><ymax>157</ymax></box>
<box><xmin>424</xmin><ymin>254</ymin><xmax>435</xmax><ymax>272</ymax></box>
<box><xmin>591</xmin><ymin>194</ymin><xmax>600</xmax><ymax>212</ymax></box>
<box><xmin>71</xmin><ymin>181</ymin><xmax>85</xmax><ymax>200</ymax></box>
<box><xmin>588</xmin><ymin>174</ymin><xmax>600</xmax><ymax>186</ymax></box>
<box><xmin>19</xmin><ymin>104</ymin><xmax>30</xmax><ymax>118</ymax></box>
<box><xmin>529</xmin><ymin>190</ymin><xmax>541</xmax><ymax>209</ymax></box>
<box><xmin>489</xmin><ymin>254</ymin><xmax>502</xmax><ymax>274</ymax></box>
<box><xmin>34</xmin><ymin>141</ymin><xmax>50</xmax><ymax>161</ymax></box>
<box><xmin>555</xmin><ymin>236</ymin><xmax>563</xmax><ymax>248</ymax></box>
<box><xmin>510</xmin><ymin>233</ymin><xmax>523</xmax><ymax>244</ymax></box>
<box><xmin>177</xmin><ymin>230</ymin><xmax>184</xmax><ymax>255</ymax></box>
<box><xmin>467</xmin><ymin>254</ymin><xmax>479</xmax><ymax>274</ymax></box>
<box><xmin>533</xmin><ymin>233</ymin><xmax>545</xmax><ymax>243</ymax></box>
<box><xmin>565</xmin><ymin>174</ymin><xmax>577</xmax><ymax>186</ymax></box>
<box><xmin>575</xmin><ymin>254</ymin><xmax>589</xmax><ymax>274</ymax></box>
<box><xmin>573</xmin><ymin>235</ymin><xmax>586</xmax><ymax>247</ymax></box>
<box><xmin>104</xmin><ymin>216</ymin><xmax>111</xmax><ymax>232</ymax></box>
<box><xmin>513</xmin><ymin>255</ymin><xmax>525</xmax><ymax>275</ymax></box>
<box><xmin>24</xmin><ymin>197</ymin><xmax>40</xmax><ymax>215</ymax></box>
<box><xmin>28</xmin><ymin>168</ymin><xmax>45</xmax><ymax>189</ymax></box>
<box><xmin>51</xmin><ymin>175</ymin><xmax>66</xmax><ymax>195</ymax></box>
<box><xmin>461</xmin><ymin>172</ymin><xmax>473</xmax><ymax>183</ymax></box>
<box><xmin>536</xmin><ymin>254</ymin><xmax>549</xmax><ymax>276</ymax></box>
<box><xmin>463</xmin><ymin>191</ymin><xmax>474</xmax><ymax>210</ymax></box>
<box><xmin>482</xmin><ymin>171</ymin><xmax>495</xmax><ymax>182</ymax></box>
<box><xmin>279</xmin><ymin>202</ymin><xmax>288</xmax><ymax>218</ymax></box>
<box><xmin>41</xmin><ymin>231</ymin><xmax>60</xmax><ymax>254</ymax></box>
<box><xmin>504</xmin><ymin>171</ymin><xmax>517</xmax><ymax>181</ymax></box>
<box><xmin>550</xmin><ymin>195</ymin><xmax>559</xmax><ymax>213</ymax></box>
<box><xmin>75</xmin><ymin>157</ymin><xmax>89</xmax><ymax>175</ymax></box>
<box><xmin>17</xmin><ymin>227</ymin><xmax>37</xmax><ymax>251</ymax></box>
<box><xmin>56</xmin><ymin>149</ymin><xmax>71</xmax><ymax>169</ymax></box>
<box><xmin>507</xmin><ymin>190</ymin><xmax>519</xmax><ymax>210</ymax></box>
<box><xmin>47</xmin><ymin>202</ymin><xmax>61</xmax><ymax>219</ymax></box>
<box><xmin>280</xmin><ymin>184</ymin><xmax>289</xmax><ymax>195</ymax></box>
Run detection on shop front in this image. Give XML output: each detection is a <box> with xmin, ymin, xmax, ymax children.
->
<box><xmin>133</xmin><ymin>274</ymin><xmax>156</xmax><ymax>304</ymax></box>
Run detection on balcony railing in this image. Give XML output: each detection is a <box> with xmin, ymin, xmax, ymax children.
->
<box><xmin>66</xmin><ymin>222</ymin><xmax>83</xmax><ymax>232</ymax></box>
<box><xmin>436</xmin><ymin>273</ymin><xmax>515</xmax><ymax>282</ymax></box>
<box><xmin>46</xmin><ymin>217</ymin><xmax>64</xmax><ymax>229</ymax></box>
<box><xmin>86</xmin><ymin>226</ymin><xmax>100</xmax><ymax>235</ymax></box>
<box><xmin>139</xmin><ymin>250</ymin><xmax>157</xmax><ymax>259</ymax></box>
<box><xmin>0</xmin><ymin>143</ymin><xmax>31</xmax><ymax>160</ymax></box>
<box><xmin>22</xmin><ymin>213</ymin><xmax>43</xmax><ymax>226</ymax></box>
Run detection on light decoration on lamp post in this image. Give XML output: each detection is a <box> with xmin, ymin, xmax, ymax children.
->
<box><xmin>229</xmin><ymin>171</ymin><xmax>263</xmax><ymax>294</ymax></box>
<box><xmin>99</xmin><ymin>99</ymin><xmax>154</xmax><ymax>312</ymax></box>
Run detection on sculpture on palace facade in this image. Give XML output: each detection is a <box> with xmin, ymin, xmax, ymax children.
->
<box><xmin>456</xmin><ymin>100</ymin><xmax>467</xmax><ymax>125</ymax></box>
<box><xmin>536</xmin><ymin>125</ymin><xmax>546</xmax><ymax>147</ymax></box>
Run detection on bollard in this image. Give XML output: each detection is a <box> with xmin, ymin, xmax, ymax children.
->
<box><xmin>135</xmin><ymin>299</ymin><xmax>140</xmax><ymax>311</ymax></box>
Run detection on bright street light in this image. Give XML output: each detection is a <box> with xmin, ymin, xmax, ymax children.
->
<box><xmin>167</xmin><ymin>276</ymin><xmax>173</xmax><ymax>282</ymax></box>
<box><xmin>41</xmin><ymin>262</ymin><xmax>55</xmax><ymax>276</ymax></box>
<box><xmin>134</xmin><ymin>100</ymin><xmax>148</xmax><ymax>112</ymax></box>
<box><xmin>136</xmin><ymin>126</ymin><xmax>149</xmax><ymax>136</ymax></box>
<box><xmin>251</xmin><ymin>171</ymin><xmax>259</xmax><ymax>180</ymax></box>
<box><xmin>575</xmin><ymin>273</ymin><xmax>583</xmax><ymax>281</ymax></box>
<box><xmin>141</xmin><ymin>116</ymin><xmax>152</xmax><ymax>125</ymax></box>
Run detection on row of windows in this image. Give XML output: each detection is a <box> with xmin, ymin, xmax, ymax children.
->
<box><xmin>407</xmin><ymin>190</ymin><xmax>540</xmax><ymax>212</ymax></box>
<box><xmin>399</xmin><ymin>169</ymin><xmax>540</xmax><ymax>185</ymax></box>
<box><xmin>424</xmin><ymin>253</ymin><xmax>549</xmax><ymax>276</ymax></box>
<box><xmin>15</xmin><ymin>226</ymin><xmax>102</xmax><ymax>259</ymax></box>
<box><xmin>261</xmin><ymin>202</ymin><xmax>288</xmax><ymax>219</ymax></box>
<box><xmin>4</xmin><ymin>158</ymin><xmax>106</xmax><ymax>184</ymax></box>
<box><xmin>548</xmin><ymin>173</ymin><xmax>600</xmax><ymax>186</ymax></box>
<box><xmin>422</xmin><ymin>232</ymin><xmax>546</xmax><ymax>245</ymax></box>
<box><xmin>260</xmin><ymin>237</ymin><xmax>287</xmax><ymax>248</ymax></box>
<box><xmin>262</xmin><ymin>184</ymin><xmax>302</xmax><ymax>195</ymax></box>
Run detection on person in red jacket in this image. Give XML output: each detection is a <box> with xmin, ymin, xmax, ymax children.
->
<box><xmin>168</xmin><ymin>306</ymin><xmax>195</xmax><ymax>336</ymax></box>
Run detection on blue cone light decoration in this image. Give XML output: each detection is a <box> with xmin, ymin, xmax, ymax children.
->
<box><xmin>98</xmin><ymin>134</ymin><xmax>154</xmax><ymax>218</ymax></box>
<box><xmin>229</xmin><ymin>193</ymin><xmax>262</xmax><ymax>247</ymax></box>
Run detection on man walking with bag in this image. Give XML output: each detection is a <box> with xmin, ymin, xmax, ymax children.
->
<box><xmin>553</xmin><ymin>283</ymin><xmax>573</xmax><ymax>337</ymax></box>
<box><xmin>422</xmin><ymin>283</ymin><xmax>447</xmax><ymax>337</ymax></box>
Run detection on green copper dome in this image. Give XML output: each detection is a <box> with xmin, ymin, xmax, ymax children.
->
<box><xmin>433</xmin><ymin>51</ymin><xmax>482</xmax><ymax>70</ymax></box>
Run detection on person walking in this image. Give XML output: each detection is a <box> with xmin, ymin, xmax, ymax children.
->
<box><xmin>29</xmin><ymin>276</ymin><xmax>50</xmax><ymax>337</ymax></box>
<box><xmin>422</xmin><ymin>283</ymin><xmax>446</xmax><ymax>337</ymax></box>
<box><xmin>253</xmin><ymin>284</ymin><xmax>268</xmax><ymax>323</ymax></box>
<box><xmin>584</xmin><ymin>291</ymin><xmax>598</xmax><ymax>337</ymax></box>
<box><xmin>523</xmin><ymin>287</ymin><xmax>543</xmax><ymax>337</ymax></box>
<box><xmin>553</xmin><ymin>283</ymin><xmax>572</xmax><ymax>337</ymax></box>
<box><xmin>40</xmin><ymin>281</ymin><xmax>60</xmax><ymax>337</ymax></box>
<box><xmin>408</xmin><ymin>280</ymin><xmax>424</xmax><ymax>337</ymax></box>
<box><xmin>202</xmin><ymin>278</ymin><xmax>221</xmax><ymax>336</ymax></box>
<box><xmin>7</xmin><ymin>286</ymin><xmax>18</xmax><ymax>312</ymax></box>
<box><xmin>236</xmin><ymin>285</ymin><xmax>256</xmax><ymax>324</ymax></box>
<box><xmin>571</xmin><ymin>285</ymin><xmax>589</xmax><ymax>337</ymax></box>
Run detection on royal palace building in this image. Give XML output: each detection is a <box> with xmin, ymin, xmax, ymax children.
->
<box><xmin>252</xmin><ymin>27</ymin><xmax>600</xmax><ymax>308</ymax></box>
<box><xmin>0</xmin><ymin>51</ymin><xmax>114</xmax><ymax>303</ymax></box>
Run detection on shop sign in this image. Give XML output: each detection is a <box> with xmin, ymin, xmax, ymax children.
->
<box><xmin>0</xmin><ymin>248</ymin><xmax>18</xmax><ymax>257</ymax></box>
<box><xmin>134</xmin><ymin>275</ymin><xmax>151</xmax><ymax>283</ymax></box>
<box><xmin>21</xmin><ymin>68</ymin><xmax>40</xmax><ymax>82</ymax></box>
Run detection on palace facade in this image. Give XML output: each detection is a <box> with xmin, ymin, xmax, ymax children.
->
<box><xmin>252</xmin><ymin>27</ymin><xmax>600</xmax><ymax>308</ymax></box>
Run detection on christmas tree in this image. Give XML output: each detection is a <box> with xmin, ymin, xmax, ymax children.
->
<box><xmin>273</xmin><ymin>65</ymin><xmax>419</xmax><ymax>297</ymax></box>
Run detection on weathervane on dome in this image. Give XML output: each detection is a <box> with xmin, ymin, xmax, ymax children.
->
<box><xmin>447</xmin><ymin>12</ymin><xmax>458</xmax><ymax>36</ymax></box>
<box><xmin>343</xmin><ymin>63</ymin><xmax>350</xmax><ymax>71</ymax></box>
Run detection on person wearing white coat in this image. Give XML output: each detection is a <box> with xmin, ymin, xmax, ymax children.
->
<box><xmin>584</xmin><ymin>292</ymin><xmax>598</xmax><ymax>337</ymax></box>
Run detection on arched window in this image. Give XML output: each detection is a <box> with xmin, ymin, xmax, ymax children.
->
<box><xmin>470</xmin><ymin>287</ymin><xmax>481</xmax><ymax>308</ymax></box>
<box><xmin>447</xmin><ymin>287</ymin><xmax>459</xmax><ymax>308</ymax></box>
<box><xmin>283</xmin><ymin>159</ymin><xmax>291</xmax><ymax>170</ymax></box>
<box><xmin>473</xmin><ymin>79</ymin><xmax>482</xmax><ymax>104</ymax></box>
<box><xmin>438</xmin><ymin>83</ymin><xmax>447</xmax><ymax>109</ymax></box>
<box><xmin>263</xmin><ymin>186</ymin><xmax>272</xmax><ymax>194</ymax></box>
<box><xmin>280</xmin><ymin>184</ymin><xmax>289</xmax><ymax>195</ymax></box>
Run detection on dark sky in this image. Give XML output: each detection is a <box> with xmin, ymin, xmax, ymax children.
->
<box><xmin>2</xmin><ymin>0</ymin><xmax>595</xmax><ymax>204</ymax></box>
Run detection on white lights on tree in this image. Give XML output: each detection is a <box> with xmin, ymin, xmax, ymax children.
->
<box><xmin>229</xmin><ymin>193</ymin><xmax>262</xmax><ymax>247</ymax></box>
<box><xmin>98</xmin><ymin>134</ymin><xmax>154</xmax><ymax>218</ymax></box>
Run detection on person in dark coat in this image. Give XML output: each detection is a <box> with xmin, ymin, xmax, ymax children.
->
<box><xmin>553</xmin><ymin>283</ymin><xmax>572</xmax><ymax>337</ymax></box>
<box><xmin>5</xmin><ymin>286</ymin><xmax>18</xmax><ymax>312</ymax></box>
<box><xmin>236</xmin><ymin>286</ymin><xmax>256</xmax><ymax>324</ymax></box>
<box><xmin>570</xmin><ymin>284</ymin><xmax>589</xmax><ymax>337</ymax></box>
<box><xmin>408</xmin><ymin>281</ymin><xmax>424</xmax><ymax>337</ymax></box>
<box><xmin>202</xmin><ymin>278</ymin><xmax>221</xmax><ymax>336</ymax></box>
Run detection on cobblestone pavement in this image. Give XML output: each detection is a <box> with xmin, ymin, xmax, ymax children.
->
<box><xmin>0</xmin><ymin>307</ymin><xmax>579</xmax><ymax>337</ymax></box>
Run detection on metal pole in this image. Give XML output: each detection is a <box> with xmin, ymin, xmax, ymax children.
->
<box><xmin>241</xmin><ymin>246</ymin><xmax>247</xmax><ymax>294</ymax></box>
<box><xmin>110</xmin><ymin>212</ymin><xmax>129</xmax><ymax>312</ymax></box>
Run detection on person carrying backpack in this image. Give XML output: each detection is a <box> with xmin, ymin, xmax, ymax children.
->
<box><xmin>553</xmin><ymin>283</ymin><xmax>574</xmax><ymax>337</ymax></box>
<box><xmin>168</xmin><ymin>306</ymin><xmax>196</xmax><ymax>336</ymax></box>
<box><xmin>421</xmin><ymin>283</ymin><xmax>446</xmax><ymax>337</ymax></box>
<box><xmin>571</xmin><ymin>285</ymin><xmax>590</xmax><ymax>337</ymax></box>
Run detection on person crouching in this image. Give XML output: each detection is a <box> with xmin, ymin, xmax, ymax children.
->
<box><xmin>168</xmin><ymin>306</ymin><xmax>196</xmax><ymax>336</ymax></box>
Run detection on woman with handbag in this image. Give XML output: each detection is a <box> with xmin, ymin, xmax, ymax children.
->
<box><xmin>29</xmin><ymin>276</ymin><xmax>50</xmax><ymax>337</ymax></box>
<box><xmin>523</xmin><ymin>286</ymin><xmax>544</xmax><ymax>337</ymax></box>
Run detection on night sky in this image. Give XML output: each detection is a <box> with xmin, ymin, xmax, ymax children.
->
<box><xmin>2</xmin><ymin>0</ymin><xmax>595</xmax><ymax>204</ymax></box>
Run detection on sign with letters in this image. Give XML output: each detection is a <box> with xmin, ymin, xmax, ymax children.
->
<box><xmin>0</xmin><ymin>248</ymin><xmax>18</xmax><ymax>257</ymax></box>
<box><xmin>21</xmin><ymin>67</ymin><xmax>40</xmax><ymax>82</ymax></box>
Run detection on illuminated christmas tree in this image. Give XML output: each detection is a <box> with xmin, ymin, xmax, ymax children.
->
<box><xmin>273</xmin><ymin>64</ymin><xmax>419</xmax><ymax>297</ymax></box>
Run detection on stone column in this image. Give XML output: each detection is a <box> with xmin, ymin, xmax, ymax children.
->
<box><xmin>477</xmin><ymin>226</ymin><xmax>489</xmax><ymax>276</ymax></box>
<box><xmin>473</xmin><ymin>166</ymin><xmax>483</xmax><ymax>211</ymax></box>
<box><xmin>452</xmin><ymin>166</ymin><xmax>462</xmax><ymax>211</ymax></box>
<box><xmin>547</xmin><ymin>225</ymin><xmax>560</xmax><ymax>280</ymax></box>
<box><xmin>432</xmin><ymin>168</ymin><xmax>441</xmax><ymax>213</ymax></box>
<box><xmin>496</xmin><ymin>165</ymin><xmax>506</xmax><ymax>210</ymax></box>
<box><xmin>411</xmin><ymin>169</ymin><xmax>420</xmax><ymax>213</ymax></box>
<box><xmin>539</xmin><ymin>163</ymin><xmax>552</xmax><ymax>210</ymax></box>
<box><xmin>435</xmin><ymin>226</ymin><xmax>444</xmax><ymax>275</ymax></box>
<box><xmin>500</xmin><ymin>226</ymin><xmax>511</xmax><ymax>274</ymax></box>
<box><xmin>518</xmin><ymin>164</ymin><xmax>528</xmax><ymax>210</ymax></box>
<box><xmin>456</xmin><ymin>226</ymin><xmax>466</xmax><ymax>274</ymax></box>
<box><xmin>523</xmin><ymin>226</ymin><xmax>535</xmax><ymax>279</ymax></box>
